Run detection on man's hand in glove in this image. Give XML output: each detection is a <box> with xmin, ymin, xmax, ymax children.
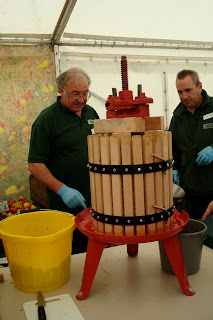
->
<box><xmin>57</xmin><ymin>184</ymin><xmax>87</xmax><ymax>209</ymax></box>
<box><xmin>196</xmin><ymin>146</ymin><xmax>213</xmax><ymax>166</ymax></box>
<box><xmin>173</xmin><ymin>169</ymin><xmax>180</xmax><ymax>184</ymax></box>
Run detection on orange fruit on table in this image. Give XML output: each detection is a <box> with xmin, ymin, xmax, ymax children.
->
<box><xmin>23</xmin><ymin>202</ymin><xmax>31</xmax><ymax>209</ymax></box>
<box><xmin>19</xmin><ymin>195</ymin><xmax>26</xmax><ymax>201</ymax></box>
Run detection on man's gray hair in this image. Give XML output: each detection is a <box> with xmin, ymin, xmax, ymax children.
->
<box><xmin>176</xmin><ymin>69</ymin><xmax>200</xmax><ymax>86</ymax></box>
<box><xmin>56</xmin><ymin>68</ymin><xmax>91</xmax><ymax>91</ymax></box>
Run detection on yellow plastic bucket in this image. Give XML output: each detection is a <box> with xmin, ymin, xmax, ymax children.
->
<box><xmin>0</xmin><ymin>210</ymin><xmax>76</xmax><ymax>292</ymax></box>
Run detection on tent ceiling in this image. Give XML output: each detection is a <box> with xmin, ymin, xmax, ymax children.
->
<box><xmin>0</xmin><ymin>0</ymin><xmax>65</xmax><ymax>36</ymax></box>
<box><xmin>1</xmin><ymin>0</ymin><xmax>213</xmax><ymax>51</ymax></box>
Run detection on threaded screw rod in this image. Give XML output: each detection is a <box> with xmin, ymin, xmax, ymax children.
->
<box><xmin>121</xmin><ymin>56</ymin><xmax>128</xmax><ymax>90</ymax></box>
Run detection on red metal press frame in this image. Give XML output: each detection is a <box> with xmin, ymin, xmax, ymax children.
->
<box><xmin>75</xmin><ymin>56</ymin><xmax>195</xmax><ymax>301</ymax></box>
<box><xmin>75</xmin><ymin>208</ymin><xmax>195</xmax><ymax>300</ymax></box>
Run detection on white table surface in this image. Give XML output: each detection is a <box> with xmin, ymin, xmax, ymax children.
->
<box><xmin>0</xmin><ymin>242</ymin><xmax>213</xmax><ymax>320</ymax></box>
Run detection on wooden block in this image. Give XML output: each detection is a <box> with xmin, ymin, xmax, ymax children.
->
<box><xmin>144</xmin><ymin>130</ymin><xmax>164</xmax><ymax>135</ymax></box>
<box><xmin>93</xmin><ymin>134</ymin><xmax>105</xmax><ymax>234</ymax></box>
<box><xmin>94</xmin><ymin>117</ymin><xmax>145</xmax><ymax>134</ymax></box>
<box><xmin>121</xmin><ymin>135</ymin><xmax>134</xmax><ymax>236</ymax></box>
<box><xmin>132</xmin><ymin>135</ymin><xmax>145</xmax><ymax>236</ymax></box>
<box><xmin>153</xmin><ymin>132</ymin><xmax>164</xmax><ymax>233</ymax></box>
<box><xmin>100</xmin><ymin>135</ymin><xmax>114</xmax><ymax>235</ymax></box>
<box><xmin>110</xmin><ymin>134</ymin><xmax>124</xmax><ymax>236</ymax></box>
<box><xmin>142</xmin><ymin>134</ymin><xmax>156</xmax><ymax>235</ymax></box>
<box><xmin>145</xmin><ymin>117</ymin><xmax>165</xmax><ymax>131</ymax></box>
<box><xmin>87</xmin><ymin>135</ymin><xmax>97</xmax><ymax>232</ymax></box>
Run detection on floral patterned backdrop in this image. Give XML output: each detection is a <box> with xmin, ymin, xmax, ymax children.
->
<box><xmin>0</xmin><ymin>44</ymin><xmax>57</xmax><ymax>202</ymax></box>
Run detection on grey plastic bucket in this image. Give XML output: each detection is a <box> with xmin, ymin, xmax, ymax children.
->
<box><xmin>159</xmin><ymin>219</ymin><xmax>207</xmax><ymax>275</ymax></box>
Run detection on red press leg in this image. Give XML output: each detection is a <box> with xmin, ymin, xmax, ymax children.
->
<box><xmin>127</xmin><ymin>244</ymin><xmax>139</xmax><ymax>256</ymax></box>
<box><xmin>76</xmin><ymin>238</ymin><xmax>105</xmax><ymax>300</ymax></box>
<box><xmin>161</xmin><ymin>235</ymin><xmax>195</xmax><ymax>296</ymax></box>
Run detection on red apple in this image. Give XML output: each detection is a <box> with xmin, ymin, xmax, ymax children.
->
<box><xmin>8</xmin><ymin>200</ymin><xmax>15</xmax><ymax>207</ymax></box>
<box><xmin>1</xmin><ymin>211</ymin><xmax>8</xmax><ymax>216</ymax></box>
<box><xmin>10</xmin><ymin>207</ymin><xmax>18</xmax><ymax>214</ymax></box>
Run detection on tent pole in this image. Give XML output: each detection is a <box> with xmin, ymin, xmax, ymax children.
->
<box><xmin>54</xmin><ymin>45</ymin><xmax>61</xmax><ymax>79</ymax></box>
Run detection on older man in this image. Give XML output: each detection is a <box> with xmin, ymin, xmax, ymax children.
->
<box><xmin>28</xmin><ymin>68</ymin><xmax>99</xmax><ymax>253</ymax></box>
<box><xmin>169</xmin><ymin>69</ymin><xmax>213</xmax><ymax>219</ymax></box>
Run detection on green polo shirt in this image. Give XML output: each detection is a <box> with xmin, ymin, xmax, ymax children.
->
<box><xmin>182</xmin><ymin>96</ymin><xmax>205</xmax><ymax>143</ymax></box>
<box><xmin>28</xmin><ymin>97</ymin><xmax>99</xmax><ymax>213</ymax></box>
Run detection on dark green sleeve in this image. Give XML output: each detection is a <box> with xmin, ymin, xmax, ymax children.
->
<box><xmin>28</xmin><ymin>116</ymin><xmax>54</xmax><ymax>164</ymax></box>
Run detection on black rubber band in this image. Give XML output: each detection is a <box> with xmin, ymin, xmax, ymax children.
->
<box><xmin>91</xmin><ymin>207</ymin><xmax>174</xmax><ymax>226</ymax></box>
<box><xmin>88</xmin><ymin>159</ymin><xmax>173</xmax><ymax>175</ymax></box>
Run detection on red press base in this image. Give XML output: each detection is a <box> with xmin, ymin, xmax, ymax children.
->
<box><xmin>75</xmin><ymin>208</ymin><xmax>195</xmax><ymax>300</ymax></box>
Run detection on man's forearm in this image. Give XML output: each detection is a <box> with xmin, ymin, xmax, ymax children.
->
<box><xmin>28</xmin><ymin>163</ymin><xmax>63</xmax><ymax>193</ymax></box>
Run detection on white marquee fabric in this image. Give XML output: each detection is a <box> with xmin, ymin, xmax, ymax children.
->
<box><xmin>1</xmin><ymin>0</ymin><xmax>213</xmax><ymax>42</ymax></box>
<box><xmin>1</xmin><ymin>0</ymin><xmax>213</xmax><ymax>124</ymax></box>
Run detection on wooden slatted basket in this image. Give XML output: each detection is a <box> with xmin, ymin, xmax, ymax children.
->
<box><xmin>88</xmin><ymin>117</ymin><xmax>174</xmax><ymax>236</ymax></box>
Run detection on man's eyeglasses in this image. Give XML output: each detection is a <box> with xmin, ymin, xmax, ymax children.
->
<box><xmin>62</xmin><ymin>88</ymin><xmax>91</xmax><ymax>100</ymax></box>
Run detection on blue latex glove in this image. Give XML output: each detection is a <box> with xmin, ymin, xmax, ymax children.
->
<box><xmin>57</xmin><ymin>185</ymin><xmax>87</xmax><ymax>209</ymax></box>
<box><xmin>173</xmin><ymin>169</ymin><xmax>180</xmax><ymax>184</ymax></box>
<box><xmin>196</xmin><ymin>146</ymin><xmax>213</xmax><ymax>166</ymax></box>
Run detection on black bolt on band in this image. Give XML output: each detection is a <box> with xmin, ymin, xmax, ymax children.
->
<box><xmin>88</xmin><ymin>159</ymin><xmax>173</xmax><ymax>175</ymax></box>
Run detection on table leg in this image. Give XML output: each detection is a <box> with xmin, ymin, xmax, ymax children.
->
<box><xmin>161</xmin><ymin>235</ymin><xmax>195</xmax><ymax>296</ymax></box>
<box><xmin>76</xmin><ymin>237</ymin><xmax>105</xmax><ymax>300</ymax></box>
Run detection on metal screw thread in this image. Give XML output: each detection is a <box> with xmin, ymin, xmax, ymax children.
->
<box><xmin>121</xmin><ymin>56</ymin><xmax>128</xmax><ymax>90</ymax></box>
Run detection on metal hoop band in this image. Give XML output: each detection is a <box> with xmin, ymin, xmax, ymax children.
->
<box><xmin>91</xmin><ymin>207</ymin><xmax>174</xmax><ymax>226</ymax></box>
<box><xmin>88</xmin><ymin>159</ymin><xmax>173</xmax><ymax>175</ymax></box>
